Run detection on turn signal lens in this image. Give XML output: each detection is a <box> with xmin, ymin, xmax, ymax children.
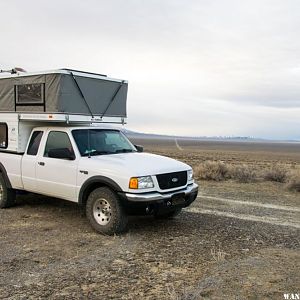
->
<box><xmin>129</xmin><ymin>177</ymin><xmax>138</xmax><ymax>189</ymax></box>
<box><xmin>129</xmin><ymin>176</ymin><xmax>154</xmax><ymax>189</ymax></box>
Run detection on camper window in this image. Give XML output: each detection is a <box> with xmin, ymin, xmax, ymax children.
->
<box><xmin>16</xmin><ymin>83</ymin><xmax>44</xmax><ymax>104</ymax></box>
<box><xmin>0</xmin><ymin>123</ymin><xmax>8</xmax><ymax>149</ymax></box>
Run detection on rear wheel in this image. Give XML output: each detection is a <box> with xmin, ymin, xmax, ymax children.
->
<box><xmin>154</xmin><ymin>208</ymin><xmax>182</xmax><ymax>219</ymax></box>
<box><xmin>0</xmin><ymin>174</ymin><xmax>16</xmax><ymax>209</ymax></box>
<box><xmin>86</xmin><ymin>187</ymin><xmax>128</xmax><ymax>235</ymax></box>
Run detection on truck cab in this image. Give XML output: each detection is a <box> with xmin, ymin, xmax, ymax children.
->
<box><xmin>28</xmin><ymin>125</ymin><xmax>197</xmax><ymax>232</ymax></box>
<box><xmin>0</xmin><ymin>124</ymin><xmax>198</xmax><ymax>234</ymax></box>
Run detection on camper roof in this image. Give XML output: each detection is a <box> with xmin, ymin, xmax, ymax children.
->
<box><xmin>0</xmin><ymin>68</ymin><xmax>128</xmax><ymax>122</ymax></box>
<box><xmin>0</xmin><ymin>68</ymin><xmax>126</xmax><ymax>83</ymax></box>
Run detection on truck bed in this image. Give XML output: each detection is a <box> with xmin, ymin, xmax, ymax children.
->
<box><xmin>0</xmin><ymin>152</ymin><xmax>23</xmax><ymax>189</ymax></box>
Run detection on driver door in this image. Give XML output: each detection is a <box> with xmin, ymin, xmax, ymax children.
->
<box><xmin>35</xmin><ymin>130</ymin><xmax>78</xmax><ymax>201</ymax></box>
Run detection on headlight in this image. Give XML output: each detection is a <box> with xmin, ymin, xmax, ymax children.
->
<box><xmin>187</xmin><ymin>170</ymin><xmax>193</xmax><ymax>182</ymax></box>
<box><xmin>129</xmin><ymin>176</ymin><xmax>154</xmax><ymax>189</ymax></box>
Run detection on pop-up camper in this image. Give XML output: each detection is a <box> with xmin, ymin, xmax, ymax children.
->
<box><xmin>0</xmin><ymin>68</ymin><xmax>128</xmax><ymax>117</ymax></box>
<box><xmin>0</xmin><ymin>69</ymin><xmax>128</xmax><ymax>152</ymax></box>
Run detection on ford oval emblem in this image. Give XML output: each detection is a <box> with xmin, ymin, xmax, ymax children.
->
<box><xmin>172</xmin><ymin>177</ymin><xmax>179</xmax><ymax>183</ymax></box>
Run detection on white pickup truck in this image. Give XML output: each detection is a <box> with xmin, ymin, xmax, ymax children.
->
<box><xmin>0</xmin><ymin>125</ymin><xmax>198</xmax><ymax>234</ymax></box>
<box><xmin>0</xmin><ymin>68</ymin><xmax>198</xmax><ymax>234</ymax></box>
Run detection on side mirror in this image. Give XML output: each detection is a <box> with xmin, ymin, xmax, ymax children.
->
<box><xmin>134</xmin><ymin>145</ymin><xmax>144</xmax><ymax>152</ymax></box>
<box><xmin>48</xmin><ymin>148</ymin><xmax>75</xmax><ymax>160</ymax></box>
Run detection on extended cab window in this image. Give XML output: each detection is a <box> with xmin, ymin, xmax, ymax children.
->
<box><xmin>27</xmin><ymin>131</ymin><xmax>43</xmax><ymax>156</ymax></box>
<box><xmin>0</xmin><ymin>123</ymin><xmax>8</xmax><ymax>149</ymax></box>
<box><xmin>44</xmin><ymin>131</ymin><xmax>74</xmax><ymax>158</ymax></box>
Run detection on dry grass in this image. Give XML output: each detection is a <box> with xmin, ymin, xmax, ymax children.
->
<box><xmin>211</xmin><ymin>247</ymin><xmax>226</xmax><ymax>262</ymax></box>
<box><xmin>167</xmin><ymin>247</ymin><xmax>226</xmax><ymax>299</ymax></box>
<box><xmin>194</xmin><ymin>161</ymin><xmax>299</xmax><ymax>192</ymax></box>
<box><xmin>263</xmin><ymin>165</ymin><xmax>288</xmax><ymax>183</ymax></box>
<box><xmin>230</xmin><ymin>164</ymin><xmax>257</xmax><ymax>183</ymax></box>
<box><xmin>194</xmin><ymin>161</ymin><xmax>256</xmax><ymax>183</ymax></box>
<box><xmin>285</xmin><ymin>170</ymin><xmax>300</xmax><ymax>192</ymax></box>
<box><xmin>194</xmin><ymin>161</ymin><xmax>229</xmax><ymax>181</ymax></box>
<box><xmin>167</xmin><ymin>285</ymin><xmax>202</xmax><ymax>300</ymax></box>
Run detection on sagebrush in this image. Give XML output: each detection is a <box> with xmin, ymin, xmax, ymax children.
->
<box><xmin>230</xmin><ymin>164</ymin><xmax>257</xmax><ymax>183</ymax></box>
<box><xmin>263</xmin><ymin>165</ymin><xmax>288</xmax><ymax>183</ymax></box>
<box><xmin>285</xmin><ymin>170</ymin><xmax>300</xmax><ymax>192</ymax></box>
<box><xmin>194</xmin><ymin>161</ymin><xmax>229</xmax><ymax>181</ymax></box>
<box><xmin>194</xmin><ymin>161</ymin><xmax>299</xmax><ymax>192</ymax></box>
<box><xmin>194</xmin><ymin>161</ymin><xmax>257</xmax><ymax>183</ymax></box>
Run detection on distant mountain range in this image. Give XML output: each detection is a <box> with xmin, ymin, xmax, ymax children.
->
<box><xmin>121</xmin><ymin>128</ymin><xmax>300</xmax><ymax>143</ymax></box>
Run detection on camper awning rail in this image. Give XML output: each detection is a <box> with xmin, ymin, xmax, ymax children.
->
<box><xmin>0</xmin><ymin>69</ymin><xmax>121</xmax><ymax>82</ymax></box>
<box><xmin>16</xmin><ymin>113</ymin><xmax>126</xmax><ymax>124</ymax></box>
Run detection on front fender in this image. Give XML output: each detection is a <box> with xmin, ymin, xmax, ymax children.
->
<box><xmin>78</xmin><ymin>175</ymin><xmax>123</xmax><ymax>205</ymax></box>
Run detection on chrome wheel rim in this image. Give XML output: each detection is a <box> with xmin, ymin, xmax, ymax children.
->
<box><xmin>93</xmin><ymin>198</ymin><xmax>112</xmax><ymax>225</ymax></box>
<box><xmin>0</xmin><ymin>182</ymin><xmax>3</xmax><ymax>202</ymax></box>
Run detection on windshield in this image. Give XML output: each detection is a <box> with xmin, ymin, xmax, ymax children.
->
<box><xmin>72</xmin><ymin>129</ymin><xmax>136</xmax><ymax>157</ymax></box>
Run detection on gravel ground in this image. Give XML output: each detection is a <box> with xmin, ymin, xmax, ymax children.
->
<box><xmin>1</xmin><ymin>140</ymin><xmax>300</xmax><ymax>299</ymax></box>
<box><xmin>0</xmin><ymin>180</ymin><xmax>299</xmax><ymax>300</ymax></box>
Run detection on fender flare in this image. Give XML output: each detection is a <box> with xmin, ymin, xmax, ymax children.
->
<box><xmin>0</xmin><ymin>162</ymin><xmax>12</xmax><ymax>189</ymax></box>
<box><xmin>78</xmin><ymin>176</ymin><xmax>123</xmax><ymax>206</ymax></box>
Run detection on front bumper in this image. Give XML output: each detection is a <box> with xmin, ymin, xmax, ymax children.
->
<box><xmin>118</xmin><ymin>183</ymin><xmax>198</xmax><ymax>211</ymax></box>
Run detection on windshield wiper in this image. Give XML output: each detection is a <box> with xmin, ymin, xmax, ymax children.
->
<box><xmin>82</xmin><ymin>150</ymin><xmax>111</xmax><ymax>157</ymax></box>
<box><xmin>82</xmin><ymin>149</ymin><xmax>135</xmax><ymax>156</ymax></box>
<box><xmin>115</xmin><ymin>149</ymin><xmax>135</xmax><ymax>153</ymax></box>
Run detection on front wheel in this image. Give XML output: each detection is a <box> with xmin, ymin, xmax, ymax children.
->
<box><xmin>0</xmin><ymin>174</ymin><xmax>16</xmax><ymax>209</ymax></box>
<box><xmin>154</xmin><ymin>208</ymin><xmax>182</xmax><ymax>219</ymax></box>
<box><xmin>86</xmin><ymin>187</ymin><xmax>128</xmax><ymax>235</ymax></box>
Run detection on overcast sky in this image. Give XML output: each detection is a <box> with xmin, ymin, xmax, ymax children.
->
<box><xmin>1</xmin><ymin>0</ymin><xmax>300</xmax><ymax>140</ymax></box>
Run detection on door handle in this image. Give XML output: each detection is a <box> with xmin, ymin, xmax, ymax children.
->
<box><xmin>38</xmin><ymin>162</ymin><xmax>45</xmax><ymax>166</ymax></box>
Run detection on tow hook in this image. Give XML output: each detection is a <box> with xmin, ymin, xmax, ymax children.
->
<box><xmin>146</xmin><ymin>205</ymin><xmax>154</xmax><ymax>214</ymax></box>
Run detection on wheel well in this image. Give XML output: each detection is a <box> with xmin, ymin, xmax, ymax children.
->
<box><xmin>80</xmin><ymin>182</ymin><xmax>120</xmax><ymax>207</ymax></box>
<box><xmin>0</xmin><ymin>163</ymin><xmax>12</xmax><ymax>189</ymax></box>
<box><xmin>79</xmin><ymin>176</ymin><xmax>123</xmax><ymax>206</ymax></box>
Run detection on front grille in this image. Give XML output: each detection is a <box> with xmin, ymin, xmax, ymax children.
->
<box><xmin>156</xmin><ymin>171</ymin><xmax>187</xmax><ymax>190</ymax></box>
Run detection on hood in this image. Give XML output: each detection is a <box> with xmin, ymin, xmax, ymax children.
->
<box><xmin>81</xmin><ymin>152</ymin><xmax>190</xmax><ymax>177</ymax></box>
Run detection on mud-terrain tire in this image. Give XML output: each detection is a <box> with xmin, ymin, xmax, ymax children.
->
<box><xmin>86</xmin><ymin>187</ymin><xmax>128</xmax><ymax>235</ymax></box>
<box><xmin>0</xmin><ymin>174</ymin><xmax>16</xmax><ymax>208</ymax></box>
<box><xmin>154</xmin><ymin>208</ymin><xmax>182</xmax><ymax>219</ymax></box>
